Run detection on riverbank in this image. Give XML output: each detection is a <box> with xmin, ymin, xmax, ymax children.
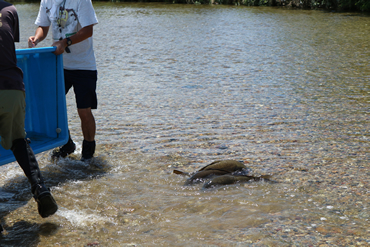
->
<box><xmin>7</xmin><ymin>0</ymin><xmax>370</xmax><ymax>12</ymax></box>
<box><xmin>103</xmin><ymin>0</ymin><xmax>370</xmax><ymax>12</ymax></box>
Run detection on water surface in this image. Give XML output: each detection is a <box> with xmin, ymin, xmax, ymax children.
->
<box><xmin>1</xmin><ymin>3</ymin><xmax>369</xmax><ymax>246</ymax></box>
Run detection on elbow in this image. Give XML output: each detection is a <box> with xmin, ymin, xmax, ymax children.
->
<box><xmin>85</xmin><ymin>25</ymin><xmax>94</xmax><ymax>38</ymax></box>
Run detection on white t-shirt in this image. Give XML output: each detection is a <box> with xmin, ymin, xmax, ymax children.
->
<box><xmin>35</xmin><ymin>0</ymin><xmax>98</xmax><ymax>70</ymax></box>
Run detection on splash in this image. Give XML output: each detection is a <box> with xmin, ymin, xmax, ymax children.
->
<box><xmin>57</xmin><ymin>207</ymin><xmax>117</xmax><ymax>227</ymax></box>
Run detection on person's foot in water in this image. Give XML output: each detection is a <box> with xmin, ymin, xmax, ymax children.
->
<box><xmin>33</xmin><ymin>184</ymin><xmax>58</xmax><ymax>218</ymax></box>
<box><xmin>51</xmin><ymin>132</ymin><xmax>76</xmax><ymax>160</ymax></box>
<box><xmin>80</xmin><ymin>140</ymin><xmax>96</xmax><ymax>162</ymax></box>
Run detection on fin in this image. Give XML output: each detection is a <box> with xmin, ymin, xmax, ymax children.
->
<box><xmin>260</xmin><ymin>175</ymin><xmax>272</xmax><ymax>180</ymax></box>
<box><xmin>173</xmin><ymin>170</ymin><xmax>189</xmax><ymax>176</ymax></box>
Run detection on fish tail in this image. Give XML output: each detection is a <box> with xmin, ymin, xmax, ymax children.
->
<box><xmin>173</xmin><ymin>170</ymin><xmax>189</xmax><ymax>176</ymax></box>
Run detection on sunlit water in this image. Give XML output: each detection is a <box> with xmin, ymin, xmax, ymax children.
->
<box><xmin>0</xmin><ymin>3</ymin><xmax>369</xmax><ymax>246</ymax></box>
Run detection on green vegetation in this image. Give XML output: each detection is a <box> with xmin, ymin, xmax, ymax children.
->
<box><xmin>7</xmin><ymin>0</ymin><xmax>370</xmax><ymax>11</ymax></box>
<box><xmin>105</xmin><ymin>0</ymin><xmax>370</xmax><ymax>11</ymax></box>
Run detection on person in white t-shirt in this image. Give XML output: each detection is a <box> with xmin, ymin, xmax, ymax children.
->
<box><xmin>28</xmin><ymin>0</ymin><xmax>98</xmax><ymax>161</ymax></box>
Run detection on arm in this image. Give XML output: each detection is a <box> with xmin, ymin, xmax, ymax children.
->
<box><xmin>52</xmin><ymin>24</ymin><xmax>94</xmax><ymax>55</ymax></box>
<box><xmin>28</xmin><ymin>26</ymin><xmax>49</xmax><ymax>48</ymax></box>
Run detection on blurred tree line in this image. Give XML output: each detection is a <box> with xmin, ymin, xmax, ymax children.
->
<box><xmin>8</xmin><ymin>0</ymin><xmax>370</xmax><ymax>11</ymax></box>
<box><xmin>100</xmin><ymin>0</ymin><xmax>370</xmax><ymax>11</ymax></box>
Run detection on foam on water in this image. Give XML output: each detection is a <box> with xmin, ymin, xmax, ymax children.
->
<box><xmin>0</xmin><ymin>162</ymin><xmax>28</xmax><ymax>186</ymax></box>
<box><xmin>57</xmin><ymin>207</ymin><xmax>117</xmax><ymax>227</ymax></box>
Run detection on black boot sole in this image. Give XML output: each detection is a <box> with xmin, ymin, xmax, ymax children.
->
<box><xmin>36</xmin><ymin>192</ymin><xmax>58</xmax><ymax>218</ymax></box>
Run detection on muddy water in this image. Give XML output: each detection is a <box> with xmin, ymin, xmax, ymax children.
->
<box><xmin>1</xmin><ymin>2</ymin><xmax>369</xmax><ymax>246</ymax></box>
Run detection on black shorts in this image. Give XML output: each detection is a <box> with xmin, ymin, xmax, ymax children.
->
<box><xmin>64</xmin><ymin>69</ymin><xmax>98</xmax><ymax>109</ymax></box>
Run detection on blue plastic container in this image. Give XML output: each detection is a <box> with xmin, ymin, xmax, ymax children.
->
<box><xmin>0</xmin><ymin>47</ymin><xmax>68</xmax><ymax>166</ymax></box>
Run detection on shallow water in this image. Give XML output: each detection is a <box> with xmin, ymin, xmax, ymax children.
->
<box><xmin>1</xmin><ymin>2</ymin><xmax>369</xmax><ymax>246</ymax></box>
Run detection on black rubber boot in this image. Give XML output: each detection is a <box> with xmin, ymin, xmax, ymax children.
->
<box><xmin>11</xmin><ymin>138</ymin><xmax>44</xmax><ymax>186</ymax></box>
<box><xmin>81</xmin><ymin>140</ymin><xmax>96</xmax><ymax>161</ymax></box>
<box><xmin>32</xmin><ymin>184</ymin><xmax>58</xmax><ymax>218</ymax></box>
<box><xmin>51</xmin><ymin>130</ymin><xmax>76</xmax><ymax>160</ymax></box>
<box><xmin>11</xmin><ymin>138</ymin><xmax>58</xmax><ymax>218</ymax></box>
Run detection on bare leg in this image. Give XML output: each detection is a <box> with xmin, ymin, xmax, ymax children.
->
<box><xmin>78</xmin><ymin>107</ymin><xmax>96</xmax><ymax>142</ymax></box>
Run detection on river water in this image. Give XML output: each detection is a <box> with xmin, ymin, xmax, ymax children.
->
<box><xmin>0</xmin><ymin>2</ymin><xmax>369</xmax><ymax>246</ymax></box>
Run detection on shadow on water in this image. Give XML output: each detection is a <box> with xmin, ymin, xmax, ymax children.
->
<box><xmin>0</xmin><ymin>155</ymin><xmax>110</xmax><ymax>246</ymax></box>
<box><xmin>0</xmin><ymin>221</ymin><xmax>59</xmax><ymax>247</ymax></box>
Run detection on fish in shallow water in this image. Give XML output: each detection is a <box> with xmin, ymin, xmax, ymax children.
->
<box><xmin>173</xmin><ymin>160</ymin><xmax>250</xmax><ymax>185</ymax></box>
<box><xmin>173</xmin><ymin>160</ymin><xmax>273</xmax><ymax>188</ymax></box>
<box><xmin>202</xmin><ymin>174</ymin><xmax>272</xmax><ymax>189</ymax></box>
